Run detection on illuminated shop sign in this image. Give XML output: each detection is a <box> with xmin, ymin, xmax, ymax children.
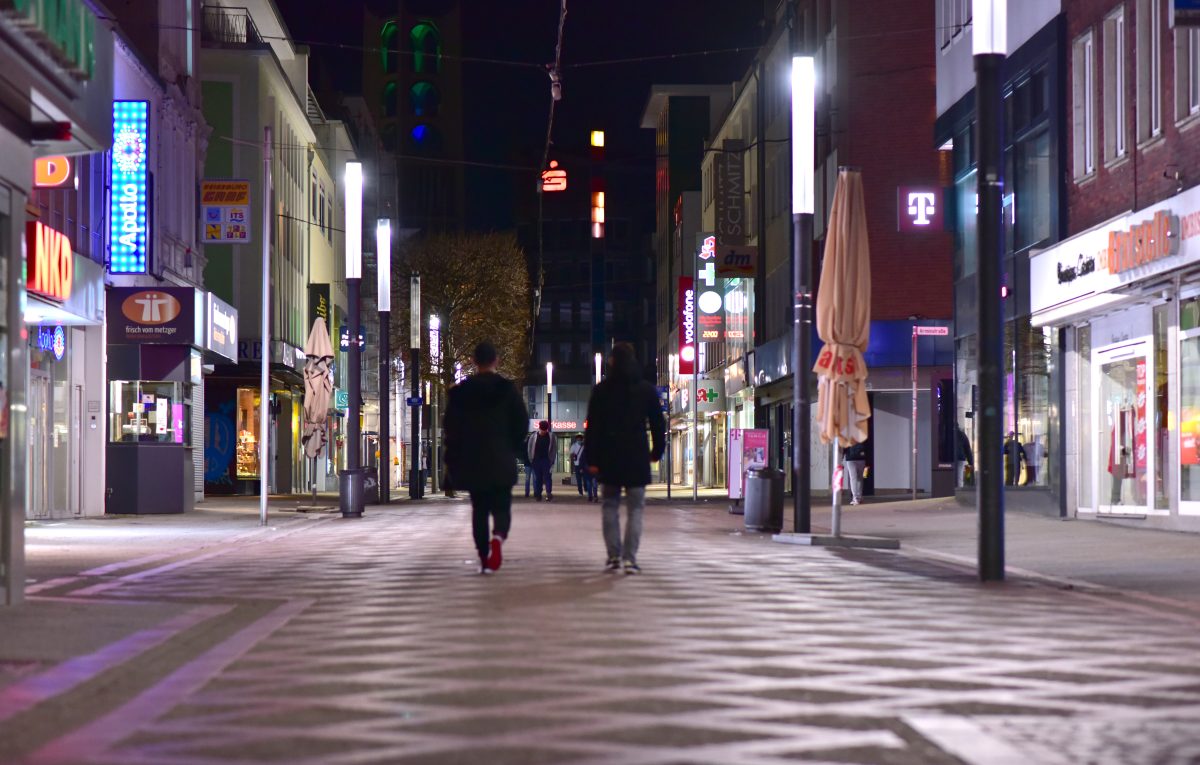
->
<box><xmin>25</xmin><ymin>220</ymin><xmax>74</xmax><ymax>301</ymax></box>
<box><xmin>677</xmin><ymin>276</ymin><xmax>695</xmax><ymax>375</ymax></box>
<box><xmin>1107</xmin><ymin>210</ymin><xmax>1180</xmax><ymax>275</ymax></box>
<box><xmin>897</xmin><ymin>187</ymin><xmax>943</xmax><ymax>232</ymax></box>
<box><xmin>34</xmin><ymin>156</ymin><xmax>74</xmax><ymax>188</ymax></box>
<box><xmin>109</xmin><ymin>100</ymin><xmax>149</xmax><ymax>274</ymax></box>
<box><xmin>541</xmin><ymin>160</ymin><xmax>567</xmax><ymax>192</ymax></box>
<box><xmin>35</xmin><ymin>325</ymin><xmax>67</xmax><ymax>361</ymax></box>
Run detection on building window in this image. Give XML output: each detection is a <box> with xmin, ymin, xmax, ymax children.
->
<box><xmin>383</xmin><ymin>82</ymin><xmax>398</xmax><ymax>117</ymax></box>
<box><xmin>409</xmin><ymin>81</ymin><xmax>440</xmax><ymax>117</ymax></box>
<box><xmin>411</xmin><ymin>21</ymin><xmax>441</xmax><ymax>74</ymax></box>
<box><xmin>1072</xmin><ymin>30</ymin><xmax>1096</xmax><ymax>179</ymax></box>
<box><xmin>1182</xmin><ymin>297</ymin><xmax>1200</xmax><ymax>504</ymax></box>
<box><xmin>1103</xmin><ymin>8</ymin><xmax>1127</xmax><ymax>161</ymax></box>
<box><xmin>1175</xmin><ymin>25</ymin><xmax>1200</xmax><ymax>121</ymax></box>
<box><xmin>1136</xmin><ymin>0</ymin><xmax>1162</xmax><ymax>143</ymax></box>
<box><xmin>381</xmin><ymin>21</ymin><xmax>399</xmax><ymax>73</ymax></box>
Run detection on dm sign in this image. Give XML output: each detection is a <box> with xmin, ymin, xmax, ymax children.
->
<box><xmin>109</xmin><ymin>101</ymin><xmax>150</xmax><ymax>274</ymax></box>
<box><xmin>107</xmin><ymin>287</ymin><xmax>195</xmax><ymax>345</ymax></box>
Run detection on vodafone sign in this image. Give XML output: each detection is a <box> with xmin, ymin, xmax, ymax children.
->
<box><xmin>678</xmin><ymin>276</ymin><xmax>695</xmax><ymax>375</ymax></box>
<box><xmin>26</xmin><ymin>221</ymin><xmax>74</xmax><ymax>302</ymax></box>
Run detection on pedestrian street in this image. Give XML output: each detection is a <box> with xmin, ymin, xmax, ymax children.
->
<box><xmin>5</xmin><ymin>497</ymin><xmax>1200</xmax><ymax>764</ymax></box>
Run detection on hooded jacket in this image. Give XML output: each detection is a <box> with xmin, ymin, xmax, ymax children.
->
<box><xmin>584</xmin><ymin>355</ymin><xmax>666</xmax><ymax>487</ymax></box>
<box><xmin>444</xmin><ymin>371</ymin><xmax>529</xmax><ymax>491</ymax></box>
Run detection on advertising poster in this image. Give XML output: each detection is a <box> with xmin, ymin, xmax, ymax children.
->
<box><xmin>1135</xmin><ymin>360</ymin><xmax>1148</xmax><ymax>473</ymax></box>
<box><xmin>729</xmin><ymin>428</ymin><xmax>769</xmax><ymax>500</ymax></box>
<box><xmin>201</xmin><ymin>180</ymin><xmax>251</xmax><ymax>243</ymax></box>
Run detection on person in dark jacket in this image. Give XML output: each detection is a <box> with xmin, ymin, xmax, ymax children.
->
<box><xmin>842</xmin><ymin>440</ymin><xmax>868</xmax><ymax>505</ymax></box>
<box><xmin>444</xmin><ymin>342</ymin><xmax>529</xmax><ymax>575</ymax></box>
<box><xmin>584</xmin><ymin>343</ymin><xmax>666</xmax><ymax>574</ymax></box>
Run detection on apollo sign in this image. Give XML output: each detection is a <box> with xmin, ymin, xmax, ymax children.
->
<box><xmin>897</xmin><ymin>187</ymin><xmax>943</xmax><ymax>232</ymax></box>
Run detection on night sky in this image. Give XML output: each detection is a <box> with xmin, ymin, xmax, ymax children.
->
<box><xmin>279</xmin><ymin>1</ymin><xmax>766</xmax><ymax>234</ymax></box>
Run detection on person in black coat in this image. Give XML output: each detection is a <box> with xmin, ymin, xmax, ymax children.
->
<box><xmin>584</xmin><ymin>343</ymin><xmax>666</xmax><ymax>574</ymax></box>
<box><xmin>444</xmin><ymin>342</ymin><xmax>529</xmax><ymax>574</ymax></box>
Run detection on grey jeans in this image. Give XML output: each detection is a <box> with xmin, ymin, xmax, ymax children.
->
<box><xmin>844</xmin><ymin>459</ymin><xmax>866</xmax><ymax>502</ymax></box>
<box><xmin>601</xmin><ymin>485</ymin><xmax>646</xmax><ymax>563</ymax></box>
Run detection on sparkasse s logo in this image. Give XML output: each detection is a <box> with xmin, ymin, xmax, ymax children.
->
<box><xmin>122</xmin><ymin>291</ymin><xmax>182</xmax><ymax>325</ymax></box>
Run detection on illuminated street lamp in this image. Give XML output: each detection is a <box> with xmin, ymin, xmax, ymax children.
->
<box><xmin>341</xmin><ymin>161</ymin><xmax>364</xmax><ymax>518</ymax></box>
<box><xmin>376</xmin><ymin>217</ymin><xmax>391</xmax><ymax>504</ymax></box>
<box><xmin>791</xmin><ymin>55</ymin><xmax>815</xmax><ymax>534</ymax></box>
<box><xmin>594</xmin><ymin>352</ymin><xmax>602</xmax><ymax>385</ymax></box>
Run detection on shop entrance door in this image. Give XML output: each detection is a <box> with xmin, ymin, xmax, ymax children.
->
<box><xmin>29</xmin><ymin>370</ymin><xmax>49</xmax><ymax>519</ymax></box>
<box><xmin>1096</xmin><ymin>343</ymin><xmax>1151</xmax><ymax>515</ymax></box>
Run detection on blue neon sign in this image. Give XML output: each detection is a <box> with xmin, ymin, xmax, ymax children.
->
<box><xmin>109</xmin><ymin>100</ymin><xmax>149</xmax><ymax>274</ymax></box>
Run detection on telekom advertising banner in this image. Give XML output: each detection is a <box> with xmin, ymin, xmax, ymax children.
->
<box><xmin>678</xmin><ymin>276</ymin><xmax>695</xmax><ymax>376</ymax></box>
<box><xmin>1136</xmin><ymin>360</ymin><xmax>1148</xmax><ymax>473</ymax></box>
<box><xmin>728</xmin><ymin>428</ymin><xmax>769</xmax><ymax>500</ymax></box>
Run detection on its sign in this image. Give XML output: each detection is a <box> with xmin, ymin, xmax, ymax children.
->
<box><xmin>109</xmin><ymin>101</ymin><xmax>150</xmax><ymax>274</ymax></box>
<box><xmin>335</xmin><ymin>389</ymin><xmax>349</xmax><ymax>411</ymax></box>
<box><xmin>541</xmin><ymin>160</ymin><xmax>567</xmax><ymax>192</ymax></box>
<box><xmin>897</xmin><ymin>187</ymin><xmax>943</xmax><ymax>232</ymax></box>
<box><xmin>25</xmin><ymin>220</ymin><xmax>73</xmax><ymax>302</ymax></box>
<box><xmin>107</xmin><ymin>287</ymin><xmax>195</xmax><ymax>344</ymax></box>
<box><xmin>1107</xmin><ymin>210</ymin><xmax>1179</xmax><ymax>275</ymax></box>
<box><xmin>715</xmin><ymin>244</ymin><xmax>757</xmax><ymax>278</ymax></box>
<box><xmin>34</xmin><ymin>156</ymin><xmax>74</xmax><ymax>188</ymax></box>
<box><xmin>205</xmin><ymin>292</ymin><xmax>238</xmax><ymax>362</ymax></box>
<box><xmin>677</xmin><ymin>276</ymin><xmax>695</xmax><ymax>375</ymax></box>
<box><xmin>201</xmin><ymin>180</ymin><xmax>251</xmax><ymax>243</ymax></box>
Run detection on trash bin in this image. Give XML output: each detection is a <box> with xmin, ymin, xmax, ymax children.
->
<box><xmin>744</xmin><ymin>467</ymin><xmax>784</xmax><ymax>532</ymax></box>
<box><xmin>339</xmin><ymin>468</ymin><xmax>365</xmax><ymax>517</ymax></box>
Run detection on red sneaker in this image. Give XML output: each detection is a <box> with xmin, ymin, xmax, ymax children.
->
<box><xmin>487</xmin><ymin>536</ymin><xmax>504</xmax><ymax>571</ymax></box>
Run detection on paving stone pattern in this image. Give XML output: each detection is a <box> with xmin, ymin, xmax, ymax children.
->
<box><xmin>15</xmin><ymin>501</ymin><xmax>1200</xmax><ymax>764</ymax></box>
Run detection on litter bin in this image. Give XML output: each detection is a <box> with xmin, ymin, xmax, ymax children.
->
<box><xmin>339</xmin><ymin>468</ymin><xmax>365</xmax><ymax>517</ymax></box>
<box><xmin>744</xmin><ymin>467</ymin><xmax>783</xmax><ymax>532</ymax></box>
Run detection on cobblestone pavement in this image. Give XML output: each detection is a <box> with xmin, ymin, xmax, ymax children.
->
<box><xmin>5</xmin><ymin>498</ymin><xmax>1200</xmax><ymax>764</ymax></box>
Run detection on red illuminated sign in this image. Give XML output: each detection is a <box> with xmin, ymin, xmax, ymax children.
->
<box><xmin>26</xmin><ymin>221</ymin><xmax>73</xmax><ymax>302</ymax></box>
<box><xmin>541</xmin><ymin>160</ymin><xmax>567</xmax><ymax>192</ymax></box>
<box><xmin>678</xmin><ymin>276</ymin><xmax>695</xmax><ymax>375</ymax></box>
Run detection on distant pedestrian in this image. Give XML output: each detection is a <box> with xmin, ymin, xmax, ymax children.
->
<box><xmin>527</xmin><ymin>420</ymin><xmax>556</xmax><ymax>501</ymax></box>
<box><xmin>577</xmin><ymin>440</ymin><xmax>598</xmax><ymax>502</ymax></box>
<box><xmin>955</xmin><ymin>424</ymin><xmax>974</xmax><ymax>486</ymax></box>
<box><xmin>1004</xmin><ymin>431</ymin><xmax>1027</xmax><ymax>486</ymax></box>
<box><xmin>585</xmin><ymin>343</ymin><xmax>666</xmax><ymax>574</ymax></box>
<box><xmin>570</xmin><ymin>434</ymin><xmax>586</xmax><ymax>494</ymax></box>
<box><xmin>444</xmin><ymin>342</ymin><xmax>529</xmax><ymax>575</ymax></box>
<box><xmin>843</xmin><ymin>440</ymin><xmax>867</xmax><ymax>505</ymax></box>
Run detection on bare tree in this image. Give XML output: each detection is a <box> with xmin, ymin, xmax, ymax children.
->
<box><xmin>391</xmin><ymin>232</ymin><xmax>531</xmax><ymax>389</ymax></box>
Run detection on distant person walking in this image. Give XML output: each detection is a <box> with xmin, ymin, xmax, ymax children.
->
<box><xmin>1004</xmin><ymin>431</ymin><xmax>1027</xmax><ymax>486</ymax></box>
<box><xmin>955</xmin><ymin>424</ymin><xmax>974</xmax><ymax>486</ymax></box>
<box><xmin>444</xmin><ymin>342</ymin><xmax>529</xmax><ymax>575</ymax></box>
<box><xmin>527</xmin><ymin>420</ymin><xmax>556</xmax><ymax>501</ymax></box>
<box><xmin>585</xmin><ymin>343</ymin><xmax>666</xmax><ymax>574</ymax></box>
<box><xmin>843</xmin><ymin>440</ymin><xmax>867</xmax><ymax>505</ymax></box>
<box><xmin>570</xmin><ymin>434</ymin><xmax>586</xmax><ymax>494</ymax></box>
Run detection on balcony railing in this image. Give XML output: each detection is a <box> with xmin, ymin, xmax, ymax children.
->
<box><xmin>201</xmin><ymin>5</ymin><xmax>268</xmax><ymax>49</ymax></box>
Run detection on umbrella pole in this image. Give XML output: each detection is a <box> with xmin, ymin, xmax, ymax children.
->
<box><xmin>831</xmin><ymin>441</ymin><xmax>842</xmax><ymax>537</ymax></box>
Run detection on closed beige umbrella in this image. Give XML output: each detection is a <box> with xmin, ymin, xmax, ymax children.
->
<box><xmin>813</xmin><ymin>169</ymin><xmax>871</xmax><ymax>449</ymax></box>
<box><xmin>302</xmin><ymin>317</ymin><xmax>335</xmax><ymax>461</ymax></box>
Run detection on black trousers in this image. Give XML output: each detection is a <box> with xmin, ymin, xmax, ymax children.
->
<box><xmin>470</xmin><ymin>485</ymin><xmax>512</xmax><ymax>559</ymax></box>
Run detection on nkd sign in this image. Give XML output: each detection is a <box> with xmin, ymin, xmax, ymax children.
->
<box><xmin>26</xmin><ymin>220</ymin><xmax>73</xmax><ymax>301</ymax></box>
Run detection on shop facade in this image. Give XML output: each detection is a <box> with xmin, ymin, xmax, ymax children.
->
<box><xmin>1032</xmin><ymin>184</ymin><xmax>1200</xmax><ymax>530</ymax></box>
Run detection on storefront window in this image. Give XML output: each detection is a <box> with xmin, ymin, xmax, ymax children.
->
<box><xmin>1181</xmin><ymin>298</ymin><xmax>1200</xmax><ymax>503</ymax></box>
<box><xmin>955</xmin><ymin>335</ymin><xmax>977</xmax><ymax>487</ymax></box>
<box><xmin>236</xmin><ymin>387</ymin><xmax>261</xmax><ymax>478</ymax></box>
<box><xmin>954</xmin><ymin>171</ymin><xmax>977</xmax><ymax>279</ymax></box>
<box><xmin>1154</xmin><ymin>304</ymin><xmax>1170</xmax><ymax>510</ymax></box>
<box><xmin>1003</xmin><ymin>318</ymin><xmax>1052</xmax><ymax>486</ymax></box>
<box><xmin>1014</xmin><ymin>128</ymin><xmax>1052</xmax><ymax>251</ymax></box>
<box><xmin>1099</xmin><ymin>356</ymin><xmax>1147</xmax><ymax>507</ymax></box>
<box><xmin>1078</xmin><ymin>325</ymin><xmax>1093</xmax><ymax>509</ymax></box>
<box><xmin>109</xmin><ymin>381</ymin><xmax>189</xmax><ymax>443</ymax></box>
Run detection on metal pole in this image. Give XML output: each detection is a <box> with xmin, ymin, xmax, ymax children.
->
<box><xmin>346</xmin><ymin>277</ymin><xmax>362</xmax><ymax>516</ymax></box>
<box><xmin>666</xmin><ymin>397</ymin><xmax>672</xmax><ymax>499</ymax></box>
<box><xmin>976</xmin><ymin>48</ymin><xmax>1006</xmax><ymax>581</ymax></box>
<box><xmin>409</xmin><ymin>347</ymin><xmax>421</xmax><ymax>498</ymax></box>
<box><xmin>912</xmin><ymin>327</ymin><xmax>918</xmax><ymax>502</ymax></box>
<box><xmin>692</xmin><ymin>266</ymin><xmax>699</xmax><ymax>502</ymax></box>
<box><xmin>431</xmin><ymin>385</ymin><xmax>439</xmax><ymax>494</ymax></box>
<box><xmin>379</xmin><ymin>310</ymin><xmax>389</xmax><ymax>504</ymax></box>
<box><xmin>831</xmin><ymin>442</ymin><xmax>842</xmax><ymax>536</ymax></box>
<box><xmin>259</xmin><ymin>126</ymin><xmax>271</xmax><ymax>527</ymax></box>
<box><xmin>794</xmin><ymin>213</ymin><xmax>812</xmax><ymax>533</ymax></box>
